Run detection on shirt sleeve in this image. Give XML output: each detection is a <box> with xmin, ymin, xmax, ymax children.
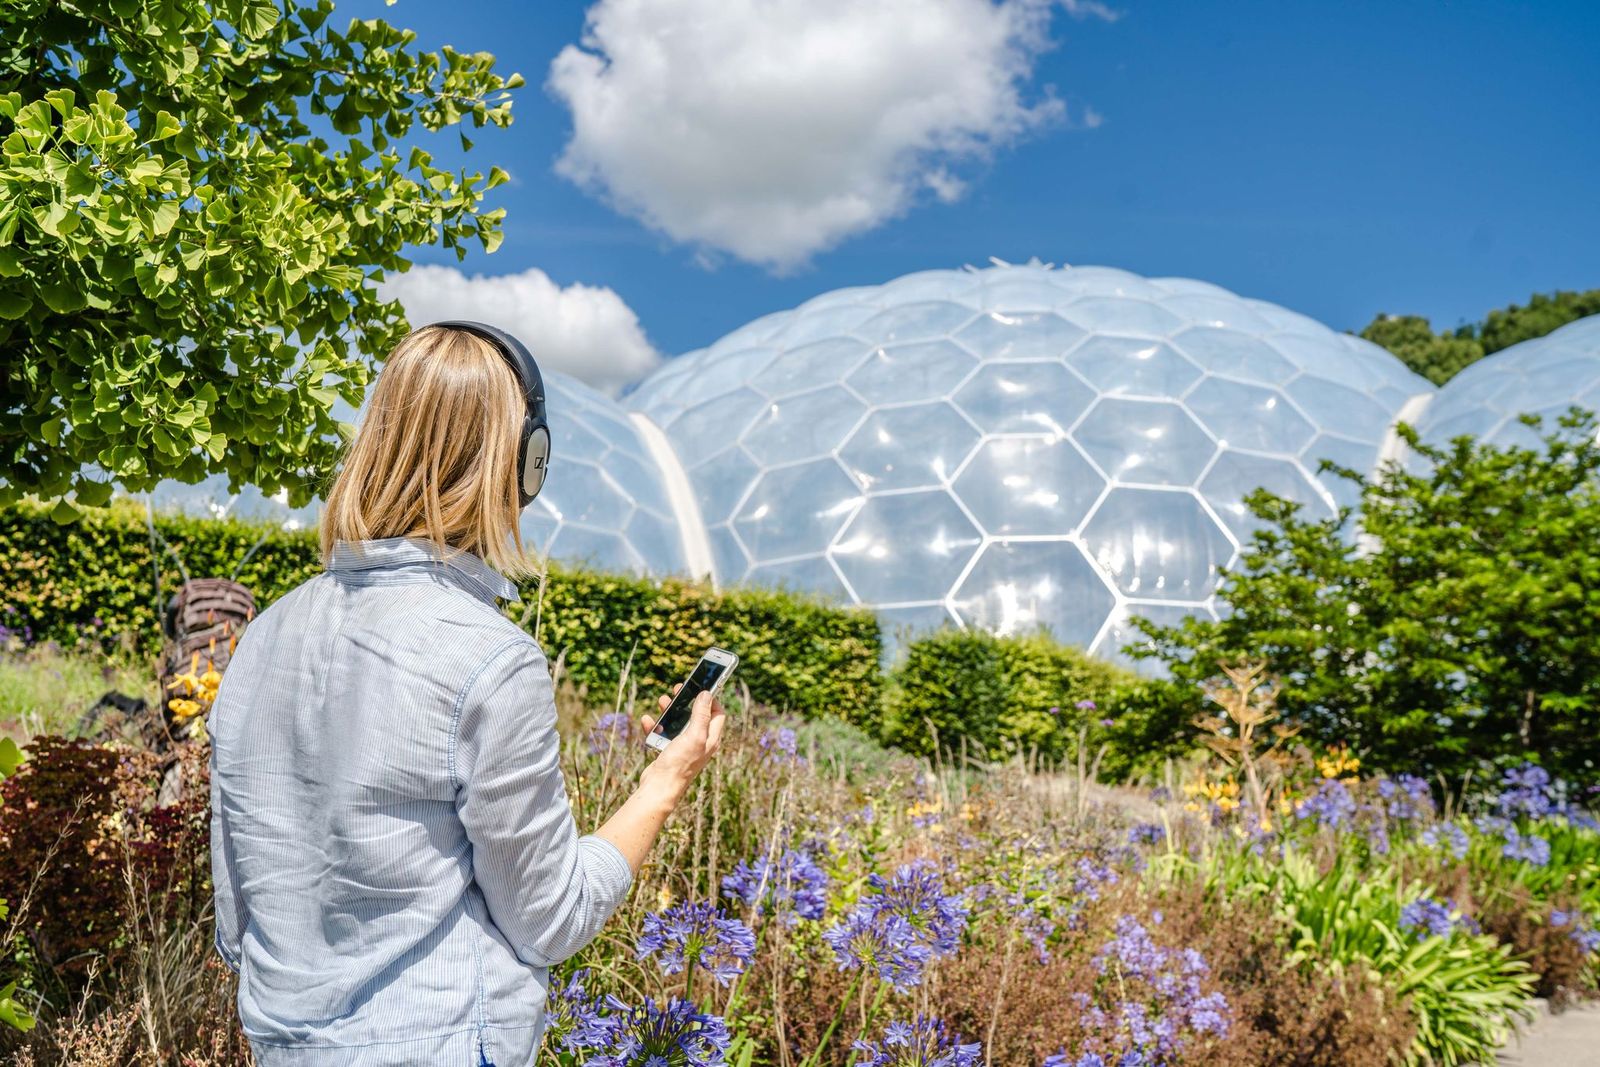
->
<box><xmin>452</xmin><ymin>637</ymin><xmax>634</xmax><ymax>969</ymax></box>
<box><xmin>209</xmin><ymin>738</ymin><xmax>244</xmax><ymax>974</ymax></box>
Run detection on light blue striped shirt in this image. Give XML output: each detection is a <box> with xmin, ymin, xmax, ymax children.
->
<box><xmin>209</xmin><ymin>537</ymin><xmax>633</xmax><ymax>1066</ymax></box>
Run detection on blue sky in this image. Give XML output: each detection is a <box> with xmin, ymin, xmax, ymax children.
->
<box><xmin>350</xmin><ymin>0</ymin><xmax>1600</xmax><ymax>385</ymax></box>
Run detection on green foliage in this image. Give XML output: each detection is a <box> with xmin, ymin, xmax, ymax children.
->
<box><xmin>881</xmin><ymin>628</ymin><xmax>1135</xmax><ymax>762</ymax></box>
<box><xmin>1465</xmin><ymin>817</ymin><xmax>1600</xmax><ymax>919</ymax></box>
<box><xmin>881</xmin><ymin>628</ymin><xmax>1008</xmax><ymax>757</ymax></box>
<box><xmin>1360</xmin><ymin>288</ymin><xmax>1600</xmax><ymax>385</ymax></box>
<box><xmin>1358</xmin><ymin>315</ymin><xmax>1486</xmax><ymax>387</ymax></box>
<box><xmin>0</xmin><ymin>0</ymin><xmax>521</xmax><ymax>513</ymax></box>
<box><xmin>1139</xmin><ymin>412</ymin><xmax>1600</xmax><ymax>787</ymax></box>
<box><xmin>0</xmin><ymin>639</ymin><xmax>157</xmax><ymax>738</ymax></box>
<box><xmin>0</xmin><ymin>499</ymin><xmax>882</xmax><ymax>722</ymax></box>
<box><xmin>0</xmin><ymin>737</ymin><xmax>30</xmax><ymax>1033</ymax></box>
<box><xmin>533</xmin><ymin>565</ymin><xmax>883</xmax><ymax>721</ymax></box>
<box><xmin>1214</xmin><ymin>849</ymin><xmax>1535</xmax><ymax>1067</ymax></box>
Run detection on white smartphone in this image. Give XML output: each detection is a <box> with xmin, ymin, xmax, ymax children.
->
<box><xmin>645</xmin><ymin>646</ymin><xmax>739</xmax><ymax>753</ymax></box>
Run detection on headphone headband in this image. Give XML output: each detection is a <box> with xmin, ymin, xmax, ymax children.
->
<box><xmin>426</xmin><ymin>320</ymin><xmax>550</xmax><ymax>507</ymax></box>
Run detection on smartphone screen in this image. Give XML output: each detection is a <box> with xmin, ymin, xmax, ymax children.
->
<box><xmin>653</xmin><ymin>656</ymin><xmax>732</xmax><ymax>742</ymax></box>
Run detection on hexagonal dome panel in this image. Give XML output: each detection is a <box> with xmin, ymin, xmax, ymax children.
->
<box><xmin>952</xmin><ymin>436</ymin><xmax>1104</xmax><ymax>536</ymax></box>
<box><xmin>950</xmin><ymin>540</ymin><xmax>1113</xmax><ymax>648</ymax></box>
<box><xmin>848</xmin><ymin>340</ymin><xmax>977</xmax><ymax>404</ymax></box>
<box><xmin>1081</xmin><ymin>487</ymin><xmax>1235</xmax><ymax>601</ymax></box>
<box><xmin>839</xmin><ymin>403</ymin><xmax>979</xmax><ymax>492</ymax></box>
<box><xmin>1075</xmin><ymin>399</ymin><xmax>1217</xmax><ymax>485</ymax></box>
<box><xmin>623</xmin><ymin>263</ymin><xmax>1434</xmax><ymax>659</ymax></box>
<box><xmin>830</xmin><ymin>490</ymin><xmax>982</xmax><ymax>605</ymax></box>
<box><xmin>731</xmin><ymin>459</ymin><xmax>860</xmax><ymax>570</ymax></box>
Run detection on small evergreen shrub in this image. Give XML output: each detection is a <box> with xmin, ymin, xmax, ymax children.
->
<box><xmin>881</xmin><ymin>628</ymin><xmax>1136</xmax><ymax>762</ymax></box>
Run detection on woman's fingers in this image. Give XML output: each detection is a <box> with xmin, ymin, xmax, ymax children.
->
<box><xmin>705</xmin><ymin>698</ymin><xmax>727</xmax><ymax>754</ymax></box>
<box><xmin>639</xmin><ymin>713</ymin><xmax>657</xmax><ymax>734</ymax></box>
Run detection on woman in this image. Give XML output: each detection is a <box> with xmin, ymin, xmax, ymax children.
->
<box><xmin>208</xmin><ymin>323</ymin><xmax>723</xmax><ymax>1065</ymax></box>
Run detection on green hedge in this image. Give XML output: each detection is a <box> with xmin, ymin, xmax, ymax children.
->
<box><xmin>881</xmin><ymin>628</ymin><xmax>1138</xmax><ymax>762</ymax></box>
<box><xmin>0</xmin><ymin>501</ymin><xmax>881</xmax><ymax>719</ymax></box>
<box><xmin>0</xmin><ymin>501</ymin><xmax>1198</xmax><ymax>769</ymax></box>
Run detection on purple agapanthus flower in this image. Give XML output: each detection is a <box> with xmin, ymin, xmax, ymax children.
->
<box><xmin>824</xmin><ymin>908</ymin><xmax>935</xmax><ymax>992</ymax></box>
<box><xmin>546</xmin><ymin>968</ymin><xmax>618</xmax><ymax>1053</ymax></box>
<box><xmin>1041</xmin><ymin>1055</ymin><xmax>1106</xmax><ymax>1067</ymax></box>
<box><xmin>867</xmin><ymin>861</ymin><xmax>970</xmax><ymax>956</ymax></box>
<box><xmin>587</xmin><ymin>711</ymin><xmax>635</xmax><ymax>755</ymax></box>
<box><xmin>851</xmin><ymin>1015</ymin><xmax>982</xmax><ymax>1067</ymax></box>
<box><xmin>758</xmin><ymin>726</ymin><xmax>803</xmax><ymax>766</ymax></box>
<box><xmin>1494</xmin><ymin>764</ymin><xmax>1555</xmax><ymax>819</ymax></box>
<box><xmin>1046</xmin><ymin>915</ymin><xmax>1230</xmax><ymax>1067</ymax></box>
<box><xmin>1070</xmin><ymin>856</ymin><xmax>1118</xmax><ymax>903</ymax></box>
<box><xmin>1297</xmin><ymin>779</ymin><xmax>1358</xmax><ymax>830</ymax></box>
<box><xmin>1127</xmin><ymin>823</ymin><xmax>1166</xmax><ymax>847</ymax></box>
<box><xmin>1501</xmin><ymin>828</ymin><xmax>1551</xmax><ymax>867</ymax></box>
<box><xmin>635</xmin><ymin>901</ymin><xmax>756</xmax><ymax>986</ymax></box>
<box><xmin>1076</xmin><ymin>699</ymin><xmax>1098</xmax><ymax>712</ymax></box>
<box><xmin>721</xmin><ymin>848</ymin><xmax>830</xmax><ymax>923</ymax></box>
<box><xmin>1550</xmin><ymin>910</ymin><xmax>1600</xmax><ymax>955</ymax></box>
<box><xmin>1419</xmin><ymin>822</ymin><xmax>1471</xmax><ymax>859</ymax></box>
<box><xmin>1377</xmin><ymin>775</ymin><xmax>1435</xmax><ymax>821</ymax></box>
<box><xmin>590</xmin><ymin>995</ymin><xmax>731</xmax><ymax>1067</ymax></box>
<box><xmin>1399</xmin><ymin>897</ymin><xmax>1460</xmax><ymax>938</ymax></box>
<box><xmin>823</xmin><ymin>862</ymin><xmax>967</xmax><ymax>991</ymax></box>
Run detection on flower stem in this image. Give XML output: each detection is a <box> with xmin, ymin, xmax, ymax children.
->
<box><xmin>798</xmin><ymin>970</ymin><xmax>864</xmax><ymax>1067</ymax></box>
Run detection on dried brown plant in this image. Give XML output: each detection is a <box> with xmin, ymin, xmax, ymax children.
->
<box><xmin>1194</xmin><ymin>660</ymin><xmax>1300</xmax><ymax>829</ymax></box>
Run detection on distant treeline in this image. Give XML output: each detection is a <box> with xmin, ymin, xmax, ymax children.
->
<box><xmin>1360</xmin><ymin>288</ymin><xmax>1600</xmax><ymax>385</ymax></box>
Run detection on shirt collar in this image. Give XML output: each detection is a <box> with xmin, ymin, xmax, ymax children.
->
<box><xmin>327</xmin><ymin>537</ymin><xmax>520</xmax><ymax>604</ymax></box>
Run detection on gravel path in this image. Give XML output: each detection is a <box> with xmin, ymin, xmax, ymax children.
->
<box><xmin>1498</xmin><ymin>999</ymin><xmax>1600</xmax><ymax>1065</ymax></box>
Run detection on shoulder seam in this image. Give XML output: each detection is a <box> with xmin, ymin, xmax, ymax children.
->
<box><xmin>447</xmin><ymin>635</ymin><xmax>535</xmax><ymax>791</ymax></box>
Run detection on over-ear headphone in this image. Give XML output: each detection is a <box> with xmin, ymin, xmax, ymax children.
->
<box><xmin>427</xmin><ymin>320</ymin><xmax>550</xmax><ymax>508</ymax></box>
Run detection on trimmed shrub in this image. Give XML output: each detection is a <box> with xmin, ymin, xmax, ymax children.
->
<box><xmin>0</xmin><ymin>501</ymin><xmax>322</xmax><ymax>657</ymax></box>
<box><xmin>0</xmin><ymin>501</ymin><xmax>881</xmax><ymax>720</ymax></box>
<box><xmin>530</xmin><ymin>567</ymin><xmax>882</xmax><ymax>720</ymax></box>
<box><xmin>882</xmin><ymin>628</ymin><xmax>1136</xmax><ymax>761</ymax></box>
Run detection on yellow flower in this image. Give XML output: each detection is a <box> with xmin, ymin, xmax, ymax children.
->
<box><xmin>958</xmin><ymin>802</ymin><xmax>976</xmax><ymax>822</ymax></box>
<box><xmin>906</xmin><ymin>799</ymin><xmax>942</xmax><ymax>820</ymax></box>
<box><xmin>1317</xmin><ymin>745</ymin><xmax>1361</xmax><ymax>780</ymax></box>
<box><xmin>168</xmin><ymin>697</ymin><xmax>202</xmax><ymax>720</ymax></box>
<box><xmin>655</xmin><ymin>885</ymin><xmax>674</xmax><ymax>911</ymax></box>
<box><xmin>1183</xmin><ymin>776</ymin><xmax>1241</xmax><ymax>814</ymax></box>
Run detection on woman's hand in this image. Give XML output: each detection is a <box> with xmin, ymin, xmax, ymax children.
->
<box><xmin>638</xmin><ymin>684</ymin><xmax>726</xmax><ymax>795</ymax></box>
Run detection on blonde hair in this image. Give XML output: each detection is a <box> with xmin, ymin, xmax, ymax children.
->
<box><xmin>321</xmin><ymin>324</ymin><xmax>536</xmax><ymax>578</ymax></box>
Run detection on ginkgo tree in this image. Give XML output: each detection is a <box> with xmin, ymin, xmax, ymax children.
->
<box><xmin>0</xmin><ymin>0</ymin><xmax>521</xmax><ymax>518</ymax></box>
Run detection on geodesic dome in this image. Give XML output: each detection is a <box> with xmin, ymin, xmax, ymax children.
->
<box><xmin>626</xmin><ymin>263</ymin><xmax>1434</xmax><ymax>660</ymax></box>
<box><xmin>1415</xmin><ymin>314</ymin><xmax>1600</xmax><ymax>451</ymax></box>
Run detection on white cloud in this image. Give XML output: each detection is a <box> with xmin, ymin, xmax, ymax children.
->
<box><xmin>548</xmin><ymin>0</ymin><xmax>1101</xmax><ymax>271</ymax></box>
<box><xmin>378</xmin><ymin>264</ymin><xmax>661</xmax><ymax>394</ymax></box>
<box><xmin>1061</xmin><ymin>0</ymin><xmax>1122</xmax><ymax>21</ymax></box>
